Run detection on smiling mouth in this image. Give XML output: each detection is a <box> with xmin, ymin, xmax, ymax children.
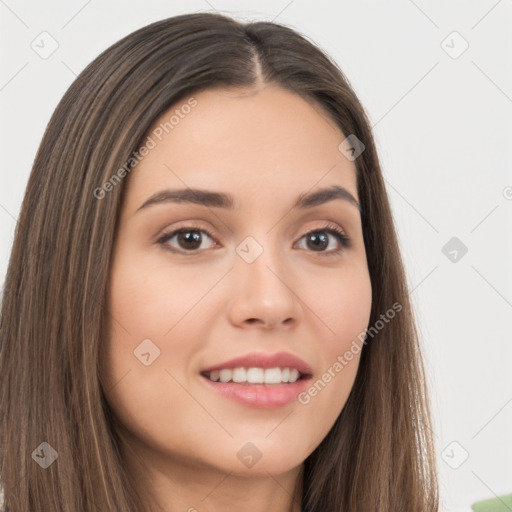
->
<box><xmin>200</xmin><ymin>367</ymin><xmax>309</xmax><ymax>385</ymax></box>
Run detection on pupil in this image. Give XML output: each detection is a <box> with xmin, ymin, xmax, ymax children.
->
<box><xmin>178</xmin><ymin>231</ymin><xmax>201</xmax><ymax>250</ymax></box>
<box><xmin>175</xmin><ymin>230</ymin><xmax>330</xmax><ymax>251</ymax></box>
<box><xmin>308</xmin><ymin>232</ymin><xmax>328</xmax><ymax>251</ymax></box>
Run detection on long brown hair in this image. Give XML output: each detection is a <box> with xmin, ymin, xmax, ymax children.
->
<box><xmin>0</xmin><ymin>12</ymin><xmax>439</xmax><ymax>511</ymax></box>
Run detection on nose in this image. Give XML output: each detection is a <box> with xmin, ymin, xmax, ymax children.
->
<box><xmin>226</xmin><ymin>241</ymin><xmax>304</xmax><ymax>330</ymax></box>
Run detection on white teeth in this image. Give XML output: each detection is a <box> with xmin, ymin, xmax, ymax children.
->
<box><xmin>219</xmin><ymin>369</ymin><xmax>232</xmax><ymax>383</ymax></box>
<box><xmin>247</xmin><ymin>367</ymin><xmax>264</xmax><ymax>384</ymax></box>
<box><xmin>288</xmin><ymin>368</ymin><xmax>300</xmax><ymax>383</ymax></box>
<box><xmin>264</xmin><ymin>368</ymin><xmax>282</xmax><ymax>384</ymax></box>
<box><xmin>205</xmin><ymin>367</ymin><xmax>303</xmax><ymax>384</ymax></box>
<box><xmin>232</xmin><ymin>367</ymin><xmax>247</xmax><ymax>383</ymax></box>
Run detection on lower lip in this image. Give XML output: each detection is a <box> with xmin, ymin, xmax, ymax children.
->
<box><xmin>200</xmin><ymin>375</ymin><xmax>310</xmax><ymax>408</ymax></box>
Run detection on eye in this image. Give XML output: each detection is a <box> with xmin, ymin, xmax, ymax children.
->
<box><xmin>156</xmin><ymin>222</ymin><xmax>351</xmax><ymax>255</ymax></box>
<box><xmin>296</xmin><ymin>222</ymin><xmax>351</xmax><ymax>255</ymax></box>
<box><xmin>156</xmin><ymin>223</ymin><xmax>218</xmax><ymax>254</ymax></box>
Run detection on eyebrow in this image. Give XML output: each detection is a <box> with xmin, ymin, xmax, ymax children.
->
<box><xmin>136</xmin><ymin>184</ymin><xmax>361</xmax><ymax>213</ymax></box>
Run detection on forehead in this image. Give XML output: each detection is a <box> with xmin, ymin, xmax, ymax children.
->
<box><xmin>122</xmin><ymin>85</ymin><xmax>358</xmax><ymax>213</ymax></box>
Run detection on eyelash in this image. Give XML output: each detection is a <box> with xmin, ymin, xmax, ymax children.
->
<box><xmin>156</xmin><ymin>222</ymin><xmax>351</xmax><ymax>256</ymax></box>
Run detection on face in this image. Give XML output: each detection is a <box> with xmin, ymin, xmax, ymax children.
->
<box><xmin>100</xmin><ymin>84</ymin><xmax>372</xmax><ymax>482</ymax></box>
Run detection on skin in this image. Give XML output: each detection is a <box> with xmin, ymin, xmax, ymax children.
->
<box><xmin>100</xmin><ymin>84</ymin><xmax>372</xmax><ymax>512</ymax></box>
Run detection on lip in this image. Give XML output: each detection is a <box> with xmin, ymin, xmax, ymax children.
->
<box><xmin>200</xmin><ymin>377</ymin><xmax>311</xmax><ymax>408</ymax></box>
<box><xmin>200</xmin><ymin>351</ymin><xmax>313</xmax><ymax>376</ymax></box>
<box><xmin>199</xmin><ymin>351</ymin><xmax>313</xmax><ymax>409</ymax></box>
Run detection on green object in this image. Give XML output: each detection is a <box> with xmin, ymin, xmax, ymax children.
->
<box><xmin>472</xmin><ymin>494</ymin><xmax>512</xmax><ymax>511</ymax></box>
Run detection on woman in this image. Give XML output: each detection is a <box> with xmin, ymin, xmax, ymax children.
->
<box><xmin>0</xmin><ymin>11</ymin><xmax>439</xmax><ymax>511</ymax></box>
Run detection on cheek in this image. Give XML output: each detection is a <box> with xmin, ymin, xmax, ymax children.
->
<box><xmin>332</xmin><ymin>280</ymin><xmax>372</xmax><ymax>350</ymax></box>
<box><xmin>100</xmin><ymin>249</ymin><xmax>226</xmax><ymax>434</ymax></box>
<box><xmin>305</xmin><ymin>261</ymin><xmax>373</xmax><ymax>354</ymax></box>
<box><xmin>294</xmin><ymin>264</ymin><xmax>372</xmax><ymax>436</ymax></box>
<box><xmin>105</xmin><ymin>246</ymin><xmax>221</xmax><ymax>349</ymax></box>
<box><xmin>99</xmin><ymin>269</ymin><xmax>205</xmax><ymax>457</ymax></box>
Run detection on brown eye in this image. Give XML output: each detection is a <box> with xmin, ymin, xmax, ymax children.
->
<box><xmin>156</xmin><ymin>222</ymin><xmax>350</xmax><ymax>256</ymax></box>
<box><xmin>296</xmin><ymin>225</ymin><xmax>351</xmax><ymax>254</ymax></box>
<box><xmin>157</xmin><ymin>226</ymin><xmax>217</xmax><ymax>253</ymax></box>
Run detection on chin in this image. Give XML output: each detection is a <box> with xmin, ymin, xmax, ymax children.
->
<box><xmin>207</xmin><ymin>441</ymin><xmax>308</xmax><ymax>477</ymax></box>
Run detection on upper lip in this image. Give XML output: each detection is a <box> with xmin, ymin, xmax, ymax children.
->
<box><xmin>201</xmin><ymin>351</ymin><xmax>313</xmax><ymax>377</ymax></box>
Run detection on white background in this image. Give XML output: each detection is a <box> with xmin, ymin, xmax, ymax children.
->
<box><xmin>1</xmin><ymin>1</ymin><xmax>511</xmax><ymax>511</ymax></box>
